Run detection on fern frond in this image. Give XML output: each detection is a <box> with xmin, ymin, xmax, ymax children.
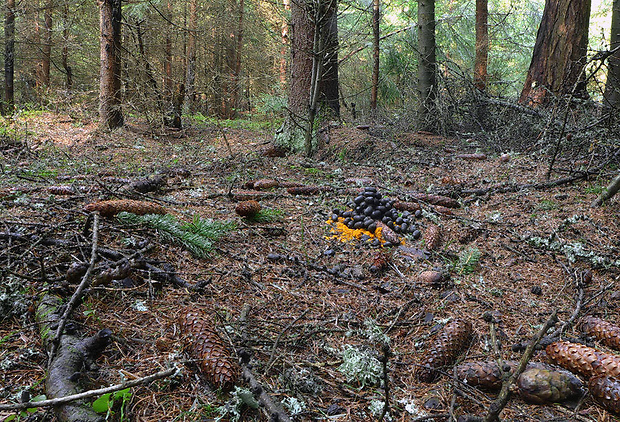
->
<box><xmin>457</xmin><ymin>247</ymin><xmax>481</xmax><ymax>275</ymax></box>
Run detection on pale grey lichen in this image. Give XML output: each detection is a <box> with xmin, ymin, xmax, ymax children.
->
<box><xmin>338</xmin><ymin>345</ymin><xmax>382</xmax><ymax>387</ymax></box>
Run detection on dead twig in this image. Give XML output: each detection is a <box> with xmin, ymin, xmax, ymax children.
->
<box><xmin>264</xmin><ymin>310</ymin><xmax>308</xmax><ymax>375</ymax></box>
<box><xmin>378</xmin><ymin>344</ymin><xmax>391</xmax><ymax>422</ymax></box>
<box><xmin>0</xmin><ymin>367</ymin><xmax>178</xmax><ymax>411</ymax></box>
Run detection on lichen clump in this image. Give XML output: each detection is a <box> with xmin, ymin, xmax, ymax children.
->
<box><xmin>327</xmin><ymin>217</ymin><xmax>387</xmax><ymax>244</ymax></box>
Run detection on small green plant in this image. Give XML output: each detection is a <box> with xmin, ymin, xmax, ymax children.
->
<box><xmin>584</xmin><ymin>185</ymin><xmax>604</xmax><ymax>195</ymax></box>
<box><xmin>92</xmin><ymin>388</ymin><xmax>132</xmax><ymax>421</ymax></box>
<box><xmin>537</xmin><ymin>199</ymin><xmax>557</xmax><ymax>210</ymax></box>
<box><xmin>246</xmin><ymin>208</ymin><xmax>285</xmax><ymax>223</ymax></box>
<box><xmin>456</xmin><ymin>247</ymin><xmax>481</xmax><ymax>275</ymax></box>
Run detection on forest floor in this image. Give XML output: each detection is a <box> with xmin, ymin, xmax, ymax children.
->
<box><xmin>1</xmin><ymin>111</ymin><xmax>619</xmax><ymax>422</ymax></box>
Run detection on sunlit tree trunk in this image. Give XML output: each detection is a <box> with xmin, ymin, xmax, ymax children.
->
<box><xmin>417</xmin><ymin>0</ymin><xmax>436</xmax><ymax>131</ymax></box>
<box><xmin>4</xmin><ymin>0</ymin><xmax>15</xmax><ymax>114</ymax></box>
<box><xmin>99</xmin><ymin>0</ymin><xmax>124</xmax><ymax>129</ymax></box>
<box><xmin>604</xmin><ymin>0</ymin><xmax>620</xmax><ymax>108</ymax></box>
<box><xmin>279</xmin><ymin>0</ymin><xmax>290</xmax><ymax>88</ymax></box>
<box><xmin>474</xmin><ymin>0</ymin><xmax>488</xmax><ymax>91</ymax></box>
<box><xmin>370</xmin><ymin>0</ymin><xmax>380</xmax><ymax>114</ymax></box>
<box><xmin>519</xmin><ymin>0</ymin><xmax>591</xmax><ymax>106</ymax></box>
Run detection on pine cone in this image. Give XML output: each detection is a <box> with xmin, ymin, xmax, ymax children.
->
<box><xmin>424</xmin><ymin>224</ymin><xmax>442</xmax><ymax>251</ymax></box>
<box><xmin>47</xmin><ymin>186</ymin><xmax>76</xmax><ymax>195</ymax></box>
<box><xmin>419</xmin><ymin>270</ymin><xmax>447</xmax><ymax>286</ymax></box>
<box><xmin>582</xmin><ymin>316</ymin><xmax>620</xmax><ymax>351</ymax></box>
<box><xmin>369</xmin><ymin>251</ymin><xmax>390</xmax><ymax>273</ymax></box>
<box><xmin>376</xmin><ymin>221</ymin><xmax>400</xmax><ymax>245</ymax></box>
<box><xmin>455</xmin><ymin>153</ymin><xmax>487</xmax><ymax>160</ymax></box>
<box><xmin>408</xmin><ymin>193</ymin><xmax>460</xmax><ymax>208</ymax></box>
<box><xmin>179</xmin><ymin>309</ymin><xmax>239</xmax><ymax>391</ymax></box>
<box><xmin>417</xmin><ymin>319</ymin><xmax>473</xmax><ymax>382</ymax></box>
<box><xmin>544</xmin><ymin>341</ymin><xmax>620</xmax><ymax>378</ymax></box>
<box><xmin>235</xmin><ymin>200</ymin><xmax>261</xmax><ymax>217</ymax></box>
<box><xmin>393</xmin><ymin>201</ymin><xmax>421</xmax><ymax>212</ymax></box>
<box><xmin>589</xmin><ymin>375</ymin><xmax>620</xmax><ymax>415</ymax></box>
<box><xmin>84</xmin><ymin>199</ymin><xmax>166</xmax><ymax>217</ymax></box>
<box><xmin>456</xmin><ymin>360</ymin><xmax>506</xmax><ymax>390</ymax></box>
<box><xmin>517</xmin><ymin>366</ymin><xmax>584</xmax><ymax>404</ymax></box>
<box><xmin>253</xmin><ymin>179</ymin><xmax>279</xmax><ymax>190</ymax></box>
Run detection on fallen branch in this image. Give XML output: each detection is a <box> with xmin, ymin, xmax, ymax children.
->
<box><xmin>241</xmin><ymin>365</ymin><xmax>292</xmax><ymax>422</ymax></box>
<box><xmin>591</xmin><ymin>172</ymin><xmax>620</xmax><ymax>206</ymax></box>
<box><xmin>0</xmin><ymin>367</ymin><xmax>178</xmax><ymax>411</ymax></box>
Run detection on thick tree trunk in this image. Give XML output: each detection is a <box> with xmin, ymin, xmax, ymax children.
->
<box><xmin>370</xmin><ymin>0</ymin><xmax>380</xmax><ymax>113</ymax></box>
<box><xmin>320</xmin><ymin>0</ymin><xmax>339</xmax><ymax>118</ymax></box>
<box><xmin>274</xmin><ymin>0</ymin><xmax>314</xmax><ymax>152</ymax></box>
<box><xmin>519</xmin><ymin>0</ymin><xmax>591</xmax><ymax>106</ymax></box>
<box><xmin>474</xmin><ymin>0</ymin><xmax>488</xmax><ymax>91</ymax></box>
<box><xmin>604</xmin><ymin>0</ymin><xmax>620</xmax><ymax>108</ymax></box>
<box><xmin>98</xmin><ymin>0</ymin><xmax>124</xmax><ymax>130</ymax></box>
<box><xmin>4</xmin><ymin>0</ymin><xmax>15</xmax><ymax>114</ymax></box>
<box><xmin>62</xmin><ymin>4</ymin><xmax>73</xmax><ymax>91</ymax></box>
<box><xmin>185</xmin><ymin>0</ymin><xmax>197</xmax><ymax>112</ymax></box>
<box><xmin>417</xmin><ymin>0</ymin><xmax>436</xmax><ymax>131</ymax></box>
<box><xmin>40</xmin><ymin>0</ymin><xmax>53</xmax><ymax>88</ymax></box>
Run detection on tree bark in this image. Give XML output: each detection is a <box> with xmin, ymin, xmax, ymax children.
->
<box><xmin>280</xmin><ymin>0</ymin><xmax>290</xmax><ymax>88</ymax></box>
<box><xmin>164</xmin><ymin>0</ymin><xmax>174</xmax><ymax>100</ymax></box>
<box><xmin>591</xmin><ymin>173</ymin><xmax>620</xmax><ymax>206</ymax></box>
<box><xmin>40</xmin><ymin>0</ymin><xmax>53</xmax><ymax>88</ymax></box>
<box><xmin>99</xmin><ymin>0</ymin><xmax>124</xmax><ymax>129</ymax></box>
<box><xmin>604</xmin><ymin>0</ymin><xmax>620</xmax><ymax>108</ymax></box>
<box><xmin>320</xmin><ymin>0</ymin><xmax>339</xmax><ymax>118</ymax></box>
<box><xmin>370</xmin><ymin>0</ymin><xmax>380</xmax><ymax>113</ymax></box>
<box><xmin>231</xmin><ymin>0</ymin><xmax>245</xmax><ymax>115</ymax></box>
<box><xmin>4</xmin><ymin>0</ymin><xmax>16</xmax><ymax>114</ymax></box>
<box><xmin>417</xmin><ymin>0</ymin><xmax>436</xmax><ymax>131</ymax></box>
<box><xmin>184</xmin><ymin>0</ymin><xmax>197</xmax><ymax>112</ymax></box>
<box><xmin>62</xmin><ymin>3</ymin><xmax>73</xmax><ymax>91</ymax></box>
<box><xmin>474</xmin><ymin>0</ymin><xmax>488</xmax><ymax>91</ymax></box>
<box><xmin>519</xmin><ymin>0</ymin><xmax>591</xmax><ymax>106</ymax></box>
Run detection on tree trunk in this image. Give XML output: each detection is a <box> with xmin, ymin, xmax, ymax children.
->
<box><xmin>417</xmin><ymin>0</ymin><xmax>436</xmax><ymax>131</ymax></box>
<box><xmin>62</xmin><ymin>3</ymin><xmax>73</xmax><ymax>91</ymax></box>
<box><xmin>4</xmin><ymin>0</ymin><xmax>15</xmax><ymax>114</ymax></box>
<box><xmin>519</xmin><ymin>0</ymin><xmax>591</xmax><ymax>106</ymax></box>
<box><xmin>231</xmin><ymin>0</ymin><xmax>245</xmax><ymax>116</ymax></box>
<box><xmin>98</xmin><ymin>0</ymin><xmax>124</xmax><ymax>130</ymax></box>
<box><xmin>279</xmin><ymin>0</ymin><xmax>290</xmax><ymax>88</ymax></box>
<box><xmin>40</xmin><ymin>0</ymin><xmax>53</xmax><ymax>88</ymax></box>
<box><xmin>474</xmin><ymin>0</ymin><xmax>488</xmax><ymax>91</ymax></box>
<box><xmin>370</xmin><ymin>0</ymin><xmax>380</xmax><ymax>114</ymax></box>
<box><xmin>604</xmin><ymin>0</ymin><xmax>620</xmax><ymax>108</ymax></box>
<box><xmin>164</xmin><ymin>0</ymin><xmax>174</xmax><ymax>100</ymax></box>
<box><xmin>184</xmin><ymin>0</ymin><xmax>197</xmax><ymax>112</ymax></box>
<box><xmin>273</xmin><ymin>0</ymin><xmax>314</xmax><ymax>153</ymax></box>
<box><xmin>320</xmin><ymin>0</ymin><xmax>339</xmax><ymax>118</ymax></box>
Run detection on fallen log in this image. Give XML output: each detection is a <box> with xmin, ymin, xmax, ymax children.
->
<box><xmin>37</xmin><ymin>295</ymin><xmax>111</xmax><ymax>422</ymax></box>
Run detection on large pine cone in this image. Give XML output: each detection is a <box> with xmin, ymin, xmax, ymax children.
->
<box><xmin>582</xmin><ymin>316</ymin><xmax>620</xmax><ymax>351</ymax></box>
<box><xmin>417</xmin><ymin>319</ymin><xmax>473</xmax><ymax>382</ymax></box>
<box><xmin>393</xmin><ymin>201</ymin><xmax>421</xmax><ymax>212</ymax></box>
<box><xmin>253</xmin><ymin>179</ymin><xmax>280</xmax><ymax>190</ymax></box>
<box><xmin>235</xmin><ymin>200</ymin><xmax>261</xmax><ymax>217</ymax></box>
<box><xmin>376</xmin><ymin>221</ymin><xmax>400</xmax><ymax>245</ymax></box>
<box><xmin>179</xmin><ymin>309</ymin><xmax>239</xmax><ymax>391</ymax></box>
<box><xmin>84</xmin><ymin>199</ymin><xmax>166</xmax><ymax>217</ymax></box>
<box><xmin>545</xmin><ymin>341</ymin><xmax>620</xmax><ymax>379</ymax></box>
<box><xmin>424</xmin><ymin>224</ymin><xmax>442</xmax><ymax>251</ymax></box>
<box><xmin>408</xmin><ymin>193</ymin><xmax>460</xmax><ymax>208</ymax></box>
<box><xmin>516</xmin><ymin>366</ymin><xmax>584</xmax><ymax>404</ymax></box>
<box><xmin>589</xmin><ymin>375</ymin><xmax>620</xmax><ymax>415</ymax></box>
<box><xmin>456</xmin><ymin>360</ymin><xmax>507</xmax><ymax>390</ymax></box>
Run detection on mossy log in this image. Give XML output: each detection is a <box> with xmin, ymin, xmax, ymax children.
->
<box><xmin>36</xmin><ymin>295</ymin><xmax>111</xmax><ymax>422</ymax></box>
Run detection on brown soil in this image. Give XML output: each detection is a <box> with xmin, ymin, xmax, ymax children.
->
<box><xmin>1</xmin><ymin>112</ymin><xmax>619</xmax><ymax>421</ymax></box>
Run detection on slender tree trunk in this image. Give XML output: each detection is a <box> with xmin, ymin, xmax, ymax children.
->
<box><xmin>417</xmin><ymin>0</ymin><xmax>436</xmax><ymax>131</ymax></box>
<box><xmin>98</xmin><ymin>0</ymin><xmax>124</xmax><ymax>129</ymax></box>
<box><xmin>136</xmin><ymin>19</ymin><xmax>164</xmax><ymax>124</ymax></box>
<box><xmin>280</xmin><ymin>0</ymin><xmax>290</xmax><ymax>88</ymax></box>
<box><xmin>519</xmin><ymin>0</ymin><xmax>591</xmax><ymax>106</ymax></box>
<box><xmin>185</xmin><ymin>0</ymin><xmax>197</xmax><ymax>112</ymax></box>
<box><xmin>370</xmin><ymin>0</ymin><xmax>380</xmax><ymax>113</ymax></box>
<box><xmin>320</xmin><ymin>0</ymin><xmax>339</xmax><ymax>118</ymax></box>
<box><xmin>604</xmin><ymin>0</ymin><xmax>620</xmax><ymax>108</ymax></box>
<box><xmin>231</xmin><ymin>0</ymin><xmax>244</xmax><ymax>115</ymax></box>
<box><xmin>4</xmin><ymin>0</ymin><xmax>15</xmax><ymax>114</ymax></box>
<box><xmin>474</xmin><ymin>0</ymin><xmax>488</xmax><ymax>91</ymax></box>
<box><xmin>40</xmin><ymin>0</ymin><xmax>53</xmax><ymax>88</ymax></box>
<box><xmin>164</xmin><ymin>0</ymin><xmax>174</xmax><ymax>100</ymax></box>
<box><xmin>61</xmin><ymin>3</ymin><xmax>72</xmax><ymax>91</ymax></box>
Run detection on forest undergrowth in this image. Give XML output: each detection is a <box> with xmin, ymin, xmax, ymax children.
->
<box><xmin>0</xmin><ymin>110</ymin><xmax>620</xmax><ymax>421</ymax></box>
